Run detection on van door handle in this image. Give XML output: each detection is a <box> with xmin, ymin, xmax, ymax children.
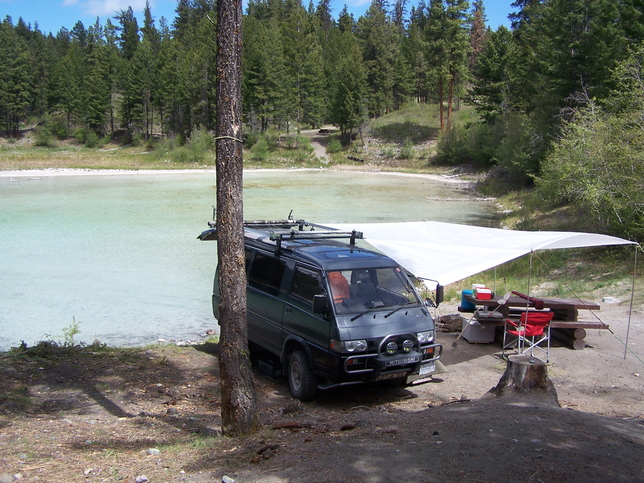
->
<box><xmin>285</xmin><ymin>307</ymin><xmax>292</xmax><ymax>314</ymax></box>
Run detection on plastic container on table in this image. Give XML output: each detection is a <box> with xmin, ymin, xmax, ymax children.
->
<box><xmin>461</xmin><ymin>289</ymin><xmax>476</xmax><ymax>310</ymax></box>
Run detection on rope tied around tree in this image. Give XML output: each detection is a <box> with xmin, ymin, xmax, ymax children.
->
<box><xmin>214</xmin><ymin>135</ymin><xmax>244</xmax><ymax>143</ymax></box>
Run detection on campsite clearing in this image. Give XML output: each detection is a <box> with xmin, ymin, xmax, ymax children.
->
<box><xmin>0</xmin><ymin>300</ymin><xmax>642</xmax><ymax>482</ymax></box>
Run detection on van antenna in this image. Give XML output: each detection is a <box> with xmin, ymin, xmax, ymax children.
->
<box><xmin>288</xmin><ymin>210</ymin><xmax>294</xmax><ymax>221</ymax></box>
<box><xmin>212</xmin><ymin>206</ymin><xmax>216</xmax><ymax>221</ymax></box>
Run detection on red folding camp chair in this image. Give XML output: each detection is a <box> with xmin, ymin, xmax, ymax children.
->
<box><xmin>502</xmin><ymin>311</ymin><xmax>554</xmax><ymax>362</ymax></box>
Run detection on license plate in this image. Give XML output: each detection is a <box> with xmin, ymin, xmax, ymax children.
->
<box><xmin>385</xmin><ymin>356</ymin><xmax>420</xmax><ymax>367</ymax></box>
<box><xmin>419</xmin><ymin>361</ymin><xmax>435</xmax><ymax>375</ymax></box>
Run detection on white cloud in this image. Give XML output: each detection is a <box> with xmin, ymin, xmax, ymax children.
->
<box><xmin>69</xmin><ymin>0</ymin><xmax>147</xmax><ymax>17</ymax></box>
<box><xmin>345</xmin><ymin>0</ymin><xmax>372</xmax><ymax>9</ymax></box>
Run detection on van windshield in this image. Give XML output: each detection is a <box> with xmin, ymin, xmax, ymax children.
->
<box><xmin>327</xmin><ymin>267</ymin><xmax>421</xmax><ymax>315</ymax></box>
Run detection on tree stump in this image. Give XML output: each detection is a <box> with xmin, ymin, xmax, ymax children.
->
<box><xmin>486</xmin><ymin>354</ymin><xmax>559</xmax><ymax>406</ymax></box>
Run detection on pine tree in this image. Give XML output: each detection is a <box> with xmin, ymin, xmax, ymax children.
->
<box><xmin>26</xmin><ymin>22</ymin><xmax>54</xmax><ymax>119</ymax></box>
<box><xmin>83</xmin><ymin>29</ymin><xmax>109</xmax><ymax>135</ymax></box>
<box><xmin>215</xmin><ymin>0</ymin><xmax>261</xmax><ymax>436</ymax></box>
<box><xmin>50</xmin><ymin>42</ymin><xmax>84</xmax><ymax>132</ymax></box>
<box><xmin>467</xmin><ymin>25</ymin><xmax>513</xmax><ymax>124</ymax></box>
<box><xmin>444</xmin><ymin>0</ymin><xmax>471</xmax><ymax>131</ymax></box>
<box><xmin>103</xmin><ymin>19</ymin><xmax>122</xmax><ymax>136</ymax></box>
<box><xmin>242</xmin><ymin>16</ymin><xmax>287</xmax><ymax>132</ymax></box>
<box><xmin>356</xmin><ymin>0</ymin><xmax>404</xmax><ymax>117</ymax></box>
<box><xmin>329</xmin><ymin>31</ymin><xmax>367</xmax><ymax>142</ymax></box>
<box><xmin>404</xmin><ymin>5</ymin><xmax>430</xmax><ymax>103</ymax></box>
<box><xmin>337</xmin><ymin>5</ymin><xmax>355</xmax><ymax>33</ymax></box>
<box><xmin>0</xmin><ymin>20</ymin><xmax>33</xmax><ymax>136</ymax></box>
<box><xmin>116</xmin><ymin>7</ymin><xmax>140</xmax><ymax>60</ymax></box>
<box><xmin>142</xmin><ymin>0</ymin><xmax>161</xmax><ymax>49</ymax></box>
<box><xmin>425</xmin><ymin>0</ymin><xmax>449</xmax><ymax>130</ymax></box>
<box><xmin>282</xmin><ymin>3</ymin><xmax>326</xmax><ymax>130</ymax></box>
<box><xmin>469</xmin><ymin>0</ymin><xmax>486</xmax><ymax>67</ymax></box>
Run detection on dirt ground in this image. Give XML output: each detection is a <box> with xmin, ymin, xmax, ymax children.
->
<box><xmin>0</xmin><ymin>299</ymin><xmax>643</xmax><ymax>483</ymax></box>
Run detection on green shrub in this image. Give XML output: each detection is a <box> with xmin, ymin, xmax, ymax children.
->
<box><xmin>131</xmin><ymin>133</ymin><xmax>145</xmax><ymax>147</ymax></box>
<box><xmin>62</xmin><ymin>318</ymin><xmax>81</xmax><ymax>347</ymax></box>
<box><xmin>263</xmin><ymin>129</ymin><xmax>280</xmax><ymax>150</ymax></box>
<box><xmin>34</xmin><ymin>115</ymin><xmax>68</xmax><ymax>145</ymax></box>
<box><xmin>244</xmin><ymin>131</ymin><xmax>260</xmax><ymax>149</ymax></box>
<box><xmin>326</xmin><ymin>138</ymin><xmax>342</xmax><ymax>154</ymax></box>
<box><xmin>49</xmin><ymin>115</ymin><xmax>69</xmax><ymax>140</ymax></box>
<box><xmin>281</xmin><ymin>134</ymin><xmax>297</xmax><ymax>149</ymax></box>
<box><xmin>250</xmin><ymin>137</ymin><xmax>270</xmax><ymax>162</ymax></box>
<box><xmin>190</xmin><ymin>128</ymin><xmax>215</xmax><ymax>153</ymax></box>
<box><xmin>34</xmin><ymin>125</ymin><xmax>56</xmax><ymax>147</ymax></box>
<box><xmin>398</xmin><ymin>138</ymin><xmax>414</xmax><ymax>159</ymax></box>
<box><xmin>171</xmin><ymin>146</ymin><xmax>193</xmax><ymax>163</ymax></box>
<box><xmin>84</xmin><ymin>130</ymin><xmax>102</xmax><ymax>148</ymax></box>
<box><xmin>436</xmin><ymin>125</ymin><xmax>472</xmax><ymax>165</ymax></box>
<box><xmin>151</xmin><ymin>129</ymin><xmax>214</xmax><ymax>164</ymax></box>
<box><xmin>293</xmin><ymin>148</ymin><xmax>312</xmax><ymax>163</ymax></box>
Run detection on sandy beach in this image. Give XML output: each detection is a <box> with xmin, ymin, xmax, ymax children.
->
<box><xmin>0</xmin><ymin>166</ymin><xmax>475</xmax><ymax>185</ymax></box>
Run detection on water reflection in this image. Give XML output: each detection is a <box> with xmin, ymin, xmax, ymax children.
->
<box><xmin>0</xmin><ymin>169</ymin><xmax>497</xmax><ymax>350</ymax></box>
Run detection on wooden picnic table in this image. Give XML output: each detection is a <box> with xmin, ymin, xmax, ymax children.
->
<box><xmin>463</xmin><ymin>294</ymin><xmax>606</xmax><ymax>349</ymax></box>
<box><xmin>464</xmin><ymin>294</ymin><xmax>599</xmax><ymax>320</ymax></box>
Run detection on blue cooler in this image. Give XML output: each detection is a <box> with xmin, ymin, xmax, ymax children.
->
<box><xmin>460</xmin><ymin>289</ymin><xmax>476</xmax><ymax>311</ymax></box>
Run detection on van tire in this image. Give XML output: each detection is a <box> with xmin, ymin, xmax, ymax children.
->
<box><xmin>288</xmin><ymin>350</ymin><xmax>317</xmax><ymax>401</ymax></box>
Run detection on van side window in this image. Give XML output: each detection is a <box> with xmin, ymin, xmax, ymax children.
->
<box><xmin>244</xmin><ymin>248</ymin><xmax>252</xmax><ymax>273</ymax></box>
<box><xmin>291</xmin><ymin>267</ymin><xmax>324</xmax><ymax>302</ymax></box>
<box><xmin>248</xmin><ymin>253</ymin><xmax>286</xmax><ymax>296</ymax></box>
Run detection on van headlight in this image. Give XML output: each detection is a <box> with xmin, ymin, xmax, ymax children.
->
<box><xmin>330</xmin><ymin>339</ymin><xmax>368</xmax><ymax>353</ymax></box>
<box><xmin>416</xmin><ymin>331</ymin><xmax>434</xmax><ymax>344</ymax></box>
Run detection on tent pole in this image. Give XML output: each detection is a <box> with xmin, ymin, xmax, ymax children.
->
<box><xmin>521</xmin><ymin>252</ymin><xmax>533</xmax><ymax>355</ymax></box>
<box><xmin>527</xmin><ymin>251</ymin><xmax>533</xmax><ymax>308</ymax></box>
<box><xmin>624</xmin><ymin>245</ymin><xmax>639</xmax><ymax>359</ymax></box>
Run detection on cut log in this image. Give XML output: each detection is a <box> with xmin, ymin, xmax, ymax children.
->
<box><xmin>485</xmin><ymin>354</ymin><xmax>559</xmax><ymax>406</ymax></box>
<box><xmin>551</xmin><ymin>328</ymin><xmax>586</xmax><ymax>350</ymax></box>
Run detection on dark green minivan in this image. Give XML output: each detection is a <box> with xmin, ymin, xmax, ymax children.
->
<box><xmin>199</xmin><ymin>219</ymin><xmax>442</xmax><ymax>400</ymax></box>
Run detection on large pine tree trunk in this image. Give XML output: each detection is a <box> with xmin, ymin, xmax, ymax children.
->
<box><xmin>215</xmin><ymin>0</ymin><xmax>260</xmax><ymax>436</ymax></box>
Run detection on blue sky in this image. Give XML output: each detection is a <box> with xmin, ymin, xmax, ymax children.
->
<box><xmin>1</xmin><ymin>0</ymin><xmax>515</xmax><ymax>36</ymax></box>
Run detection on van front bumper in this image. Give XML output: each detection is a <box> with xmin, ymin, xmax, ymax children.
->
<box><xmin>321</xmin><ymin>343</ymin><xmax>442</xmax><ymax>388</ymax></box>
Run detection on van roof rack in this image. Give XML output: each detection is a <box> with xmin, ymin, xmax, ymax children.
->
<box><xmin>198</xmin><ymin>218</ymin><xmax>363</xmax><ymax>255</ymax></box>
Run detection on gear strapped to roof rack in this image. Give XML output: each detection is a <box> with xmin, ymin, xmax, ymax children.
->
<box><xmin>198</xmin><ymin>218</ymin><xmax>363</xmax><ymax>255</ymax></box>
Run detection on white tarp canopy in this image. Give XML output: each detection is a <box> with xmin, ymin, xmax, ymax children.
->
<box><xmin>326</xmin><ymin>221</ymin><xmax>637</xmax><ymax>287</ymax></box>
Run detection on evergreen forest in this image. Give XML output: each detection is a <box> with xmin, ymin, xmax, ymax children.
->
<box><xmin>1</xmin><ymin>0</ymin><xmax>643</xmax><ymax>241</ymax></box>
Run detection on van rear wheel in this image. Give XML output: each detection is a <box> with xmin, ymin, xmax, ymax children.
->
<box><xmin>288</xmin><ymin>350</ymin><xmax>318</xmax><ymax>401</ymax></box>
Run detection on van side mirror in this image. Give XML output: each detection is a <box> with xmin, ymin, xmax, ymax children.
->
<box><xmin>435</xmin><ymin>284</ymin><xmax>444</xmax><ymax>305</ymax></box>
<box><xmin>425</xmin><ymin>284</ymin><xmax>444</xmax><ymax>307</ymax></box>
<box><xmin>312</xmin><ymin>294</ymin><xmax>328</xmax><ymax>315</ymax></box>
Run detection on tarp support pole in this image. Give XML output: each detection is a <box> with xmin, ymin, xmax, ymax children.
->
<box><xmin>526</xmin><ymin>251</ymin><xmax>533</xmax><ymax>312</ymax></box>
<box><xmin>624</xmin><ymin>245</ymin><xmax>640</xmax><ymax>359</ymax></box>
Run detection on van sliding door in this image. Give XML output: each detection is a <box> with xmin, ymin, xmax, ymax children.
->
<box><xmin>285</xmin><ymin>265</ymin><xmax>331</xmax><ymax>374</ymax></box>
<box><xmin>247</xmin><ymin>252</ymin><xmax>287</xmax><ymax>356</ymax></box>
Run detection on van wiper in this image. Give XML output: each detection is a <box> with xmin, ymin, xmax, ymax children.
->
<box><xmin>350</xmin><ymin>302</ymin><xmax>384</xmax><ymax>321</ymax></box>
<box><xmin>384</xmin><ymin>302</ymin><xmax>418</xmax><ymax>318</ymax></box>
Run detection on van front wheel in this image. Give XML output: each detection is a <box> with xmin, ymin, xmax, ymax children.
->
<box><xmin>288</xmin><ymin>350</ymin><xmax>318</xmax><ymax>401</ymax></box>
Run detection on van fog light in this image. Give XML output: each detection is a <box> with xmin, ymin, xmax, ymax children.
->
<box><xmin>402</xmin><ymin>339</ymin><xmax>414</xmax><ymax>352</ymax></box>
<box><xmin>386</xmin><ymin>341</ymin><xmax>398</xmax><ymax>354</ymax></box>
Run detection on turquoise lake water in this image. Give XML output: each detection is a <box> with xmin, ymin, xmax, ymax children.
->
<box><xmin>0</xmin><ymin>170</ymin><xmax>497</xmax><ymax>350</ymax></box>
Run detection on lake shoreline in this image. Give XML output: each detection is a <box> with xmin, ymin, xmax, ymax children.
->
<box><xmin>0</xmin><ymin>166</ymin><xmax>475</xmax><ymax>185</ymax></box>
